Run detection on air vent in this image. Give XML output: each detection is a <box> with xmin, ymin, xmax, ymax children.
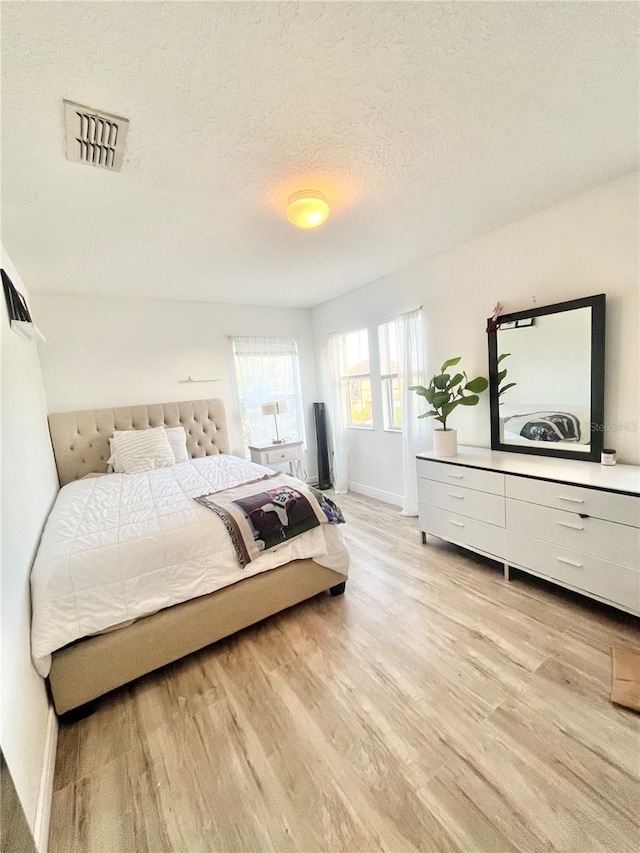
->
<box><xmin>63</xmin><ymin>100</ymin><xmax>129</xmax><ymax>171</ymax></box>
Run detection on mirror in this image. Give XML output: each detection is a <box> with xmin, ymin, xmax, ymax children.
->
<box><xmin>488</xmin><ymin>295</ymin><xmax>605</xmax><ymax>462</ymax></box>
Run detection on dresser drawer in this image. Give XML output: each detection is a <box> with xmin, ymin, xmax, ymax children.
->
<box><xmin>506</xmin><ymin>531</ymin><xmax>640</xmax><ymax>611</ymax></box>
<box><xmin>419</xmin><ymin>504</ymin><xmax>505</xmax><ymax>559</ymax></box>
<box><xmin>419</xmin><ymin>480</ymin><xmax>505</xmax><ymax>527</ymax></box>
<box><xmin>417</xmin><ymin>460</ymin><xmax>504</xmax><ymax>496</ymax></box>
<box><xmin>507</xmin><ymin>499</ymin><xmax>640</xmax><ymax>569</ymax></box>
<box><xmin>506</xmin><ymin>475</ymin><xmax>639</xmax><ymax>528</ymax></box>
<box><xmin>265</xmin><ymin>446</ymin><xmax>299</xmax><ymax>464</ymax></box>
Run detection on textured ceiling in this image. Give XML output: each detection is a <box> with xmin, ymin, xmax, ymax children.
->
<box><xmin>1</xmin><ymin>1</ymin><xmax>638</xmax><ymax>307</ymax></box>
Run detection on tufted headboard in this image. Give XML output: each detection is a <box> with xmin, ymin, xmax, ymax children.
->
<box><xmin>48</xmin><ymin>398</ymin><xmax>231</xmax><ymax>486</ymax></box>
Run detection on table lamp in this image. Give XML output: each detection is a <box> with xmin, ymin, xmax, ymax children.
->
<box><xmin>261</xmin><ymin>400</ymin><xmax>288</xmax><ymax>444</ymax></box>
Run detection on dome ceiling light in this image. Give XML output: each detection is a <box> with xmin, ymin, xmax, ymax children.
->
<box><xmin>286</xmin><ymin>190</ymin><xmax>330</xmax><ymax>229</ymax></box>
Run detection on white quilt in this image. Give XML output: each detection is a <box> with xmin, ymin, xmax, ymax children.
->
<box><xmin>31</xmin><ymin>455</ymin><xmax>349</xmax><ymax>676</ymax></box>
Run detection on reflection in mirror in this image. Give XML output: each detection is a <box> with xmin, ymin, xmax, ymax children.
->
<box><xmin>496</xmin><ymin>307</ymin><xmax>592</xmax><ymax>452</ymax></box>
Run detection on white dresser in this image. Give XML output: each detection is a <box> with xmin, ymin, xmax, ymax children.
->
<box><xmin>417</xmin><ymin>446</ymin><xmax>640</xmax><ymax>616</ymax></box>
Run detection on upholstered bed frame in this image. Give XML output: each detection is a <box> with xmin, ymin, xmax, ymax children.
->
<box><xmin>46</xmin><ymin>399</ymin><xmax>345</xmax><ymax>715</ymax></box>
<box><xmin>48</xmin><ymin>398</ymin><xmax>232</xmax><ymax>486</ymax></box>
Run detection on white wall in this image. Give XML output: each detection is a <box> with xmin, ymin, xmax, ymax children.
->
<box><xmin>1</xmin><ymin>246</ymin><xmax>59</xmax><ymax>838</ymax></box>
<box><xmin>30</xmin><ymin>294</ymin><xmax>320</xmax><ymax>480</ymax></box>
<box><xmin>312</xmin><ymin>172</ymin><xmax>640</xmax><ymax>501</ymax></box>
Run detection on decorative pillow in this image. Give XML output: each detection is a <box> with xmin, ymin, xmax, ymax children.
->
<box><xmin>108</xmin><ymin>427</ymin><xmax>175</xmax><ymax>475</ymax></box>
<box><xmin>164</xmin><ymin>426</ymin><xmax>190</xmax><ymax>464</ymax></box>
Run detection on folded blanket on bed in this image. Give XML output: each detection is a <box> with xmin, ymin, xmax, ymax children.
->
<box><xmin>195</xmin><ymin>474</ymin><xmax>345</xmax><ymax>568</ymax></box>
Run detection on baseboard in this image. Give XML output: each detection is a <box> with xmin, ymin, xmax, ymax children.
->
<box><xmin>348</xmin><ymin>481</ymin><xmax>403</xmax><ymax>507</ymax></box>
<box><xmin>33</xmin><ymin>705</ymin><xmax>58</xmax><ymax>853</ymax></box>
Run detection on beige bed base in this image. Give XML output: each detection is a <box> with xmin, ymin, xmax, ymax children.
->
<box><xmin>50</xmin><ymin>559</ymin><xmax>345</xmax><ymax>715</ymax></box>
<box><xmin>45</xmin><ymin>399</ymin><xmax>346</xmax><ymax>715</ymax></box>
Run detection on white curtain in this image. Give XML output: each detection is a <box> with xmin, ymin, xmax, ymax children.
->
<box><xmin>397</xmin><ymin>309</ymin><xmax>426</xmax><ymax>516</ymax></box>
<box><xmin>327</xmin><ymin>334</ymin><xmax>349</xmax><ymax>493</ymax></box>
<box><xmin>232</xmin><ymin>337</ymin><xmax>305</xmax><ymax>449</ymax></box>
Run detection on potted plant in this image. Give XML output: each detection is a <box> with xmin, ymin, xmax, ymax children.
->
<box><xmin>410</xmin><ymin>357</ymin><xmax>488</xmax><ymax>457</ymax></box>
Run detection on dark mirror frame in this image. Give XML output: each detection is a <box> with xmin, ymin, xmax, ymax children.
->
<box><xmin>487</xmin><ymin>294</ymin><xmax>606</xmax><ymax>462</ymax></box>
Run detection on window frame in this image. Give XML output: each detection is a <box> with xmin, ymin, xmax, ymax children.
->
<box><xmin>380</xmin><ymin>373</ymin><xmax>403</xmax><ymax>432</ymax></box>
<box><xmin>378</xmin><ymin>320</ymin><xmax>402</xmax><ymax>431</ymax></box>
<box><xmin>337</xmin><ymin>329</ymin><xmax>374</xmax><ymax>429</ymax></box>
<box><xmin>341</xmin><ymin>373</ymin><xmax>374</xmax><ymax>429</ymax></box>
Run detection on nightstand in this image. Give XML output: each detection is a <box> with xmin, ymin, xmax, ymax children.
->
<box><xmin>248</xmin><ymin>440</ymin><xmax>305</xmax><ymax>480</ymax></box>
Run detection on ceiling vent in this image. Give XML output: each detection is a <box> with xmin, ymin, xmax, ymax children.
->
<box><xmin>63</xmin><ymin>100</ymin><xmax>129</xmax><ymax>171</ymax></box>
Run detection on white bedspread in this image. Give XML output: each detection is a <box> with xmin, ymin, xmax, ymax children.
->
<box><xmin>31</xmin><ymin>455</ymin><xmax>349</xmax><ymax>676</ymax></box>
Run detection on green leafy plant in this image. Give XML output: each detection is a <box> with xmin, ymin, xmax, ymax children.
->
<box><xmin>410</xmin><ymin>357</ymin><xmax>489</xmax><ymax>430</ymax></box>
<box><xmin>497</xmin><ymin>352</ymin><xmax>517</xmax><ymax>403</ymax></box>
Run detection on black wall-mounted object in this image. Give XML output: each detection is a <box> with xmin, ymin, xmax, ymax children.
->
<box><xmin>487</xmin><ymin>293</ymin><xmax>606</xmax><ymax>463</ymax></box>
<box><xmin>314</xmin><ymin>402</ymin><xmax>332</xmax><ymax>490</ymax></box>
<box><xmin>2</xmin><ymin>269</ymin><xmax>32</xmax><ymax>322</ymax></box>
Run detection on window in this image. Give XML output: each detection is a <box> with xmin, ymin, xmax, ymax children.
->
<box><xmin>338</xmin><ymin>328</ymin><xmax>373</xmax><ymax>427</ymax></box>
<box><xmin>331</xmin><ymin>314</ymin><xmax>423</xmax><ymax>432</ymax></box>
<box><xmin>378</xmin><ymin>312</ymin><xmax>424</xmax><ymax>430</ymax></box>
<box><xmin>232</xmin><ymin>337</ymin><xmax>305</xmax><ymax>450</ymax></box>
<box><xmin>378</xmin><ymin>320</ymin><xmax>402</xmax><ymax>430</ymax></box>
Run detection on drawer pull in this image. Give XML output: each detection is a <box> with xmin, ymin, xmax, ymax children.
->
<box><xmin>448</xmin><ymin>493</ymin><xmax>465</xmax><ymax>500</ymax></box>
<box><xmin>448</xmin><ymin>520</ymin><xmax>465</xmax><ymax>528</ymax></box>
<box><xmin>555</xmin><ymin>556</ymin><xmax>583</xmax><ymax>568</ymax></box>
<box><xmin>557</xmin><ymin>521</ymin><xmax>584</xmax><ymax>531</ymax></box>
<box><xmin>447</xmin><ymin>473</ymin><xmax>464</xmax><ymax>479</ymax></box>
<box><xmin>558</xmin><ymin>496</ymin><xmax>585</xmax><ymax>504</ymax></box>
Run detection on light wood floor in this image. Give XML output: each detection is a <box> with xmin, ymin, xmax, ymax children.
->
<box><xmin>50</xmin><ymin>491</ymin><xmax>640</xmax><ymax>853</ymax></box>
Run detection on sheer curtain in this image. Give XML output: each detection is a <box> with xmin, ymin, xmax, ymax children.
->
<box><xmin>232</xmin><ymin>337</ymin><xmax>305</xmax><ymax>450</ymax></box>
<box><xmin>328</xmin><ymin>334</ymin><xmax>349</xmax><ymax>493</ymax></box>
<box><xmin>396</xmin><ymin>309</ymin><xmax>426</xmax><ymax>516</ymax></box>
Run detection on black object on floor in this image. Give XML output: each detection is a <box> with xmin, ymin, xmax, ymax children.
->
<box><xmin>314</xmin><ymin>402</ymin><xmax>331</xmax><ymax>490</ymax></box>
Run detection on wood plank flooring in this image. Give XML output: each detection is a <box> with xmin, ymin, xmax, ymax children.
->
<box><xmin>49</xmin><ymin>491</ymin><xmax>640</xmax><ymax>853</ymax></box>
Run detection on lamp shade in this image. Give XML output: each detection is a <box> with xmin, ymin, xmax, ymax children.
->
<box><xmin>261</xmin><ymin>402</ymin><xmax>277</xmax><ymax>416</ymax></box>
<box><xmin>286</xmin><ymin>191</ymin><xmax>329</xmax><ymax>229</ymax></box>
<box><xmin>275</xmin><ymin>400</ymin><xmax>288</xmax><ymax>414</ymax></box>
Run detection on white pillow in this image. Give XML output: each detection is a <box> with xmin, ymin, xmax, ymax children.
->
<box><xmin>164</xmin><ymin>426</ymin><xmax>190</xmax><ymax>464</ymax></box>
<box><xmin>108</xmin><ymin>426</ymin><xmax>190</xmax><ymax>472</ymax></box>
<box><xmin>108</xmin><ymin>427</ymin><xmax>175</xmax><ymax>475</ymax></box>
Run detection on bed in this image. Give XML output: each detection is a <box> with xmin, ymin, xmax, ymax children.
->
<box><xmin>36</xmin><ymin>398</ymin><xmax>348</xmax><ymax>715</ymax></box>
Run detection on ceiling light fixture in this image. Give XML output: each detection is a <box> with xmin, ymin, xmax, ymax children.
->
<box><xmin>286</xmin><ymin>190</ymin><xmax>329</xmax><ymax>229</ymax></box>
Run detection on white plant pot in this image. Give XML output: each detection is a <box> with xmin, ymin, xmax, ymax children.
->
<box><xmin>433</xmin><ymin>428</ymin><xmax>458</xmax><ymax>457</ymax></box>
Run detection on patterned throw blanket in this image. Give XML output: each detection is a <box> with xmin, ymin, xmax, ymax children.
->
<box><xmin>195</xmin><ymin>473</ymin><xmax>345</xmax><ymax>568</ymax></box>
